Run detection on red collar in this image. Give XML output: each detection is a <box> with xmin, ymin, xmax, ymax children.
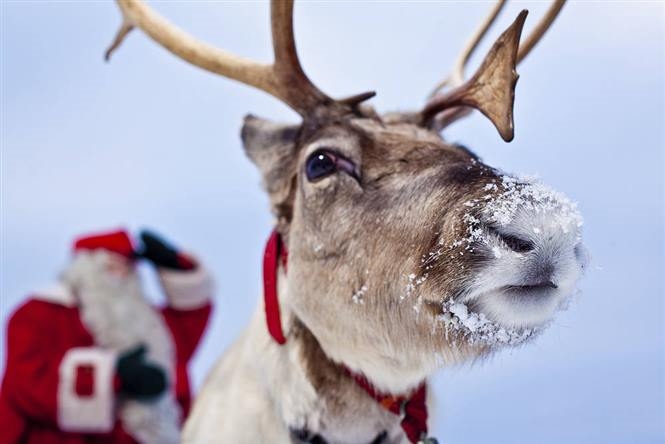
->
<box><xmin>262</xmin><ymin>229</ymin><xmax>288</xmax><ymax>345</ymax></box>
<box><xmin>262</xmin><ymin>229</ymin><xmax>435</xmax><ymax>444</ymax></box>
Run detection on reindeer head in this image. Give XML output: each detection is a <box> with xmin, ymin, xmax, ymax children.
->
<box><xmin>107</xmin><ymin>0</ymin><xmax>585</xmax><ymax>392</ymax></box>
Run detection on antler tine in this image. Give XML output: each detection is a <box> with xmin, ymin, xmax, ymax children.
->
<box><xmin>270</xmin><ymin>0</ymin><xmax>333</xmax><ymax>113</ymax></box>
<box><xmin>105</xmin><ymin>0</ymin><xmax>334</xmax><ymax>116</ymax></box>
<box><xmin>429</xmin><ymin>0</ymin><xmax>565</xmax><ymax>99</ymax></box>
<box><xmin>424</xmin><ymin>1</ymin><xmax>566</xmax><ymax>139</ymax></box>
<box><xmin>105</xmin><ymin>0</ymin><xmax>274</xmax><ymax>95</ymax></box>
<box><xmin>428</xmin><ymin>0</ymin><xmax>508</xmax><ymax>98</ymax></box>
<box><xmin>421</xmin><ymin>10</ymin><xmax>528</xmax><ymax>142</ymax></box>
<box><xmin>517</xmin><ymin>0</ymin><xmax>565</xmax><ymax>63</ymax></box>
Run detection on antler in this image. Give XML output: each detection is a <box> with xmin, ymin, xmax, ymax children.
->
<box><xmin>105</xmin><ymin>0</ymin><xmax>367</xmax><ymax>117</ymax></box>
<box><xmin>423</xmin><ymin>1</ymin><xmax>566</xmax><ymax>141</ymax></box>
<box><xmin>516</xmin><ymin>0</ymin><xmax>566</xmax><ymax>63</ymax></box>
<box><xmin>422</xmin><ymin>10</ymin><xmax>527</xmax><ymax>142</ymax></box>
<box><xmin>428</xmin><ymin>0</ymin><xmax>508</xmax><ymax>98</ymax></box>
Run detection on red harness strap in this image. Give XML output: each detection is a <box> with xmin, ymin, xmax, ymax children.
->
<box><xmin>346</xmin><ymin>369</ymin><xmax>430</xmax><ymax>444</ymax></box>
<box><xmin>263</xmin><ymin>229</ymin><xmax>432</xmax><ymax>444</ymax></box>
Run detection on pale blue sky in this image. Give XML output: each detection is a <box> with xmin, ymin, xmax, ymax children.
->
<box><xmin>1</xmin><ymin>2</ymin><xmax>663</xmax><ymax>443</ymax></box>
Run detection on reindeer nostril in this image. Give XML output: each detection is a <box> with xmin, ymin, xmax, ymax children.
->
<box><xmin>499</xmin><ymin>233</ymin><xmax>535</xmax><ymax>253</ymax></box>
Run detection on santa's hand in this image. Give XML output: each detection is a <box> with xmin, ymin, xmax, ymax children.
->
<box><xmin>116</xmin><ymin>345</ymin><xmax>167</xmax><ymax>400</ymax></box>
<box><xmin>138</xmin><ymin>229</ymin><xmax>196</xmax><ymax>271</ymax></box>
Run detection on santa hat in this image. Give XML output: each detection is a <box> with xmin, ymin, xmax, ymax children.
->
<box><xmin>73</xmin><ymin>229</ymin><xmax>136</xmax><ymax>259</ymax></box>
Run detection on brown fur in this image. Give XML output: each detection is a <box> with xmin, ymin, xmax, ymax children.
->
<box><xmin>243</xmin><ymin>112</ymin><xmax>502</xmax><ymax>399</ymax></box>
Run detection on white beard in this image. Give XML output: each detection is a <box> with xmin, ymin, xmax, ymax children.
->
<box><xmin>62</xmin><ymin>250</ymin><xmax>181</xmax><ymax>444</ymax></box>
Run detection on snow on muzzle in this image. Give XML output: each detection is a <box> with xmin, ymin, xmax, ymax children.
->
<box><xmin>436</xmin><ymin>175</ymin><xmax>588</xmax><ymax>347</ymax></box>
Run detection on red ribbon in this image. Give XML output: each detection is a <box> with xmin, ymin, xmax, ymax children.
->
<box><xmin>263</xmin><ymin>229</ymin><xmax>430</xmax><ymax>443</ymax></box>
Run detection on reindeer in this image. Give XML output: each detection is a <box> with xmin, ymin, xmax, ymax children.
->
<box><xmin>105</xmin><ymin>1</ymin><xmax>586</xmax><ymax>443</ymax></box>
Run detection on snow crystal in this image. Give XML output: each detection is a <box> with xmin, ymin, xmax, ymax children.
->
<box><xmin>352</xmin><ymin>285</ymin><xmax>368</xmax><ymax>305</ymax></box>
<box><xmin>401</xmin><ymin>272</ymin><xmax>429</xmax><ymax>306</ymax></box>
<box><xmin>449</xmin><ymin>302</ymin><xmax>468</xmax><ymax>321</ymax></box>
<box><xmin>436</xmin><ymin>299</ymin><xmax>539</xmax><ymax>347</ymax></box>
<box><xmin>482</xmin><ymin>175</ymin><xmax>583</xmax><ymax>229</ymax></box>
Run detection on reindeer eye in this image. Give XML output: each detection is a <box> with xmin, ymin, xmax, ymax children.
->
<box><xmin>306</xmin><ymin>150</ymin><xmax>337</xmax><ymax>181</ymax></box>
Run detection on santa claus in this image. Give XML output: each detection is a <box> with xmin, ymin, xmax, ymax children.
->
<box><xmin>0</xmin><ymin>229</ymin><xmax>214</xmax><ymax>444</ymax></box>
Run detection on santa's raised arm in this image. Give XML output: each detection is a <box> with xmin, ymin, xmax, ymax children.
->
<box><xmin>0</xmin><ymin>229</ymin><xmax>214</xmax><ymax>444</ymax></box>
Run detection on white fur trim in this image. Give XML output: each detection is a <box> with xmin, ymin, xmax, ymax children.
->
<box><xmin>57</xmin><ymin>347</ymin><xmax>117</xmax><ymax>432</ymax></box>
<box><xmin>159</xmin><ymin>266</ymin><xmax>214</xmax><ymax>310</ymax></box>
<box><xmin>32</xmin><ymin>282</ymin><xmax>76</xmax><ymax>307</ymax></box>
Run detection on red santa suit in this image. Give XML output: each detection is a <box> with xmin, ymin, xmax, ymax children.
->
<box><xmin>0</xmin><ymin>231</ymin><xmax>213</xmax><ymax>444</ymax></box>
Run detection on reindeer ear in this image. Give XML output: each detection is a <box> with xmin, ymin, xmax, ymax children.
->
<box><xmin>241</xmin><ymin>115</ymin><xmax>299</xmax><ymax>218</ymax></box>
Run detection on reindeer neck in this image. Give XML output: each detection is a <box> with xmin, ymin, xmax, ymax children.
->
<box><xmin>264</xmin><ymin>229</ymin><xmax>432</xmax><ymax>443</ymax></box>
<box><xmin>281</xmin><ymin>315</ymin><xmax>399</xmax><ymax>443</ymax></box>
<box><xmin>289</xmin><ymin>316</ymin><xmax>353</xmax><ymax>397</ymax></box>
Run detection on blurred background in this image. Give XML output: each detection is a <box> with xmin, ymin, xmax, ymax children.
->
<box><xmin>1</xmin><ymin>2</ymin><xmax>663</xmax><ymax>443</ymax></box>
